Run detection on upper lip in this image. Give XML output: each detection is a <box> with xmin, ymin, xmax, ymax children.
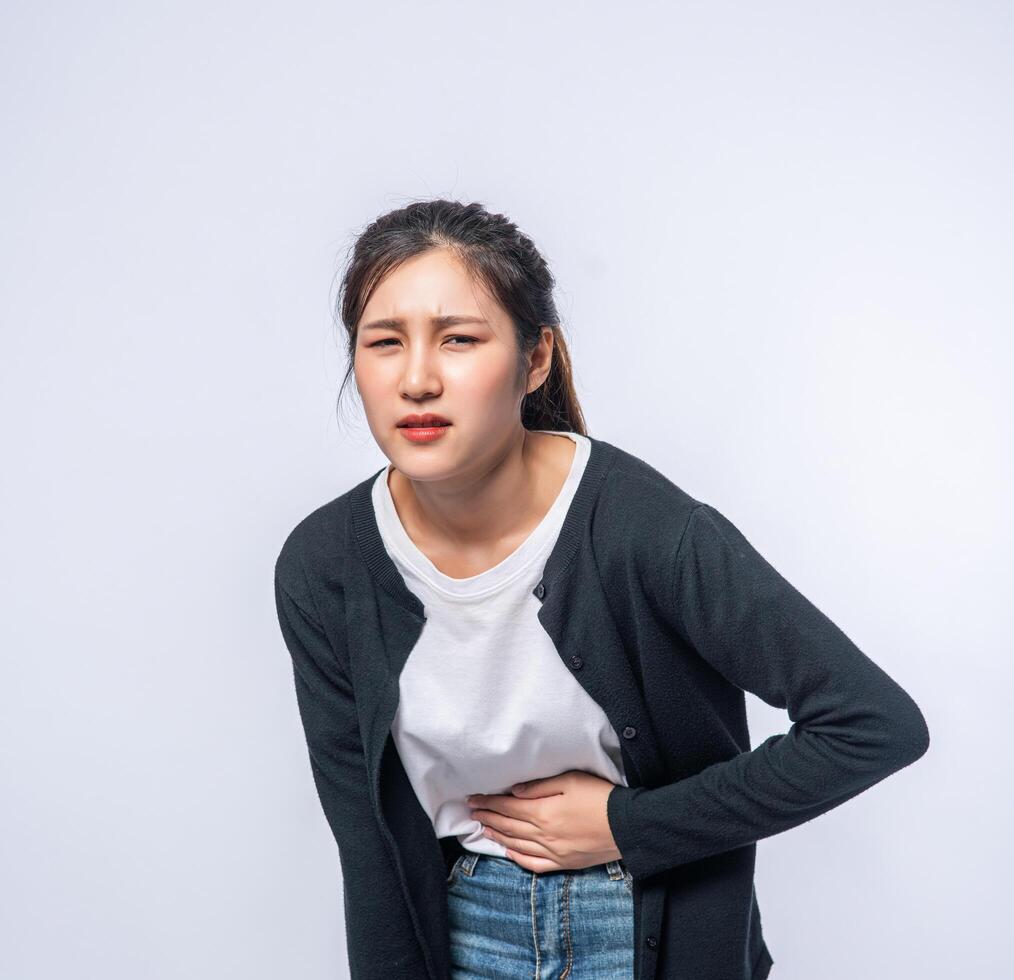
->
<box><xmin>396</xmin><ymin>413</ymin><xmax>452</xmax><ymax>427</ymax></box>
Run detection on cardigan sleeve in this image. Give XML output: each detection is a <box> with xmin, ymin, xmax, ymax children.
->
<box><xmin>606</xmin><ymin>503</ymin><xmax>930</xmax><ymax>882</ymax></box>
<box><xmin>274</xmin><ymin>563</ymin><xmax>430</xmax><ymax>979</ymax></box>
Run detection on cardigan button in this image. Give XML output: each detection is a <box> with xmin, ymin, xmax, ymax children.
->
<box><xmin>622</xmin><ymin>726</ymin><xmax>637</xmax><ymax>739</ymax></box>
<box><xmin>534</xmin><ymin>582</ymin><xmax>545</xmax><ymax>599</ymax></box>
<box><xmin>569</xmin><ymin>656</ymin><xmax>584</xmax><ymax>670</ymax></box>
<box><xmin>646</xmin><ymin>936</ymin><xmax>658</xmax><ymax>949</ymax></box>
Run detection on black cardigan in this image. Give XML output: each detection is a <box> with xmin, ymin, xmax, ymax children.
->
<box><xmin>273</xmin><ymin>434</ymin><xmax>929</xmax><ymax>980</ymax></box>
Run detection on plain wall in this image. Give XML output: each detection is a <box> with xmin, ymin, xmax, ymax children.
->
<box><xmin>2</xmin><ymin>1</ymin><xmax>1011</xmax><ymax>977</ymax></box>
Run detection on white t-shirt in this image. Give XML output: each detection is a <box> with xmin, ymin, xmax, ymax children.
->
<box><xmin>372</xmin><ymin>430</ymin><xmax>630</xmax><ymax>857</ymax></box>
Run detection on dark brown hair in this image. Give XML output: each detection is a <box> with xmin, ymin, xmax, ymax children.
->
<box><xmin>333</xmin><ymin>199</ymin><xmax>587</xmax><ymax>436</ymax></box>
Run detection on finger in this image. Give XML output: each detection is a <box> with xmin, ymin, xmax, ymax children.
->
<box><xmin>503</xmin><ymin>846</ymin><xmax>565</xmax><ymax>873</ymax></box>
<box><xmin>469</xmin><ymin>796</ymin><xmax>540</xmax><ymax>823</ymax></box>
<box><xmin>481</xmin><ymin>825</ymin><xmax>556</xmax><ymax>862</ymax></box>
<box><xmin>514</xmin><ymin>771</ymin><xmax>574</xmax><ymax>796</ymax></box>
<box><xmin>472</xmin><ymin>810</ymin><xmax>542</xmax><ymax>840</ymax></box>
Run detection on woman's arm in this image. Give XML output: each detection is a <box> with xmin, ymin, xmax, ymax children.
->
<box><xmin>274</xmin><ymin>560</ymin><xmax>430</xmax><ymax>978</ymax></box>
<box><xmin>607</xmin><ymin>503</ymin><xmax>930</xmax><ymax>881</ymax></box>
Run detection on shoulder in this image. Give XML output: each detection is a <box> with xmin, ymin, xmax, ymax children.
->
<box><xmin>274</xmin><ymin>471</ymin><xmax>376</xmax><ymax>600</ymax></box>
<box><xmin>593</xmin><ymin>438</ymin><xmax>706</xmax><ymax>554</ymax></box>
<box><xmin>591</xmin><ymin>439</ymin><xmax>794</xmax><ymax>606</ymax></box>
<box><xmin>587</xmin><ymin>440</ymin><xmax>766</xmax><ymax>626</ymax></box>
<box><xmin>580</xmin><ymin>438</ymin><xmax>713</xmax><ymax>620</ymax></box>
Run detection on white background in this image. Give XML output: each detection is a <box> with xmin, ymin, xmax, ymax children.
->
<box><xmin>2</xmin><ymin>2</ymin><xmax>1011</xmax><ymax>977</ymax></box>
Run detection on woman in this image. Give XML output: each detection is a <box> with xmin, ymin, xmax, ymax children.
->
<box><xmin>273</xmin><ymin>199</ymin><xmax>930</xmax><ymax>980</ymax></box>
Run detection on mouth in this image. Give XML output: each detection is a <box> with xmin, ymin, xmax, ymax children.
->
<box><xmin>396</xmin><ymin>415</ymin><xmax>452</xmax><ymax>428</ymax></box>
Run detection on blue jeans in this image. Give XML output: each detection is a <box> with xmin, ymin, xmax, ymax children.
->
<box><xmin>446</xmin><ymin>852</ymin><xmax>635</xmax><ymax>978</ymax></box>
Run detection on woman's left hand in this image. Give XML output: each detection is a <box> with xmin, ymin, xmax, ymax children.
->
<box><xmin>467</xmin><ymin>770</ymin><xmax>622</xmax><ymax>873</ymax></box>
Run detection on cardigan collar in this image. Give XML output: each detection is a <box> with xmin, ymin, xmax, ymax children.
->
<box><xmin>349</xmin><ymin>433</ymin><xmax>616</xmax><ymax>620</ymax></box>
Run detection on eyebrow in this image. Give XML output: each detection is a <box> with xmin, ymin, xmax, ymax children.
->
<box><xmin>360</xmin><ymin>315</ymin><xmax>490</xmax><ymax>332</ymax></box>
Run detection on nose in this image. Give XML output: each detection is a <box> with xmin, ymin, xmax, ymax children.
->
<box><xmin>398</xmin><ymin>347</ymin><xmax>443</xmax><ymax>400</ymax></box>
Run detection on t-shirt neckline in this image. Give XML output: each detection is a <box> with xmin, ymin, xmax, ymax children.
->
<box><xmin>373</xmin><ymin>430</ymin><xmax>590</xmax><ymax>599</ymax></box>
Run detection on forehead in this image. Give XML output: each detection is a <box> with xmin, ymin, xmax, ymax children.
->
<box><xmin>359</xmin><ymin>249</ymin><xmax>508</xmax><ymax>327</ymax></box>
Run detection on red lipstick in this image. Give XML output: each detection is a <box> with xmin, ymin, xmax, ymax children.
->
<box><xmin>396</xmin><ymin>413</ymin><xmax>452</xmax><ymax>444</ymax></box>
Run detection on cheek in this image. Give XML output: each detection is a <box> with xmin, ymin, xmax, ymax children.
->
<box><xmin>448</xmin><ymin>355</ymin><xmax>521</xmax><ymax>402</ymax></box>
<box><xmin>355</xmin><ymin>357</ymin><xmax>399</xmax><ymax>399</ymax></box>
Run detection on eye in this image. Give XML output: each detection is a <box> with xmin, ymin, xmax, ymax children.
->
<box><xmin>365</xmin><ymin>336</ymin><xmax>478</xmax><ymax>349</ymax></box>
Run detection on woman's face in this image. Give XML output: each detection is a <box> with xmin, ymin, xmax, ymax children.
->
<box><xmin>353</xmin><ymin>248</ymin><xmax>534</xmax><ymax>482</ymax></box>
